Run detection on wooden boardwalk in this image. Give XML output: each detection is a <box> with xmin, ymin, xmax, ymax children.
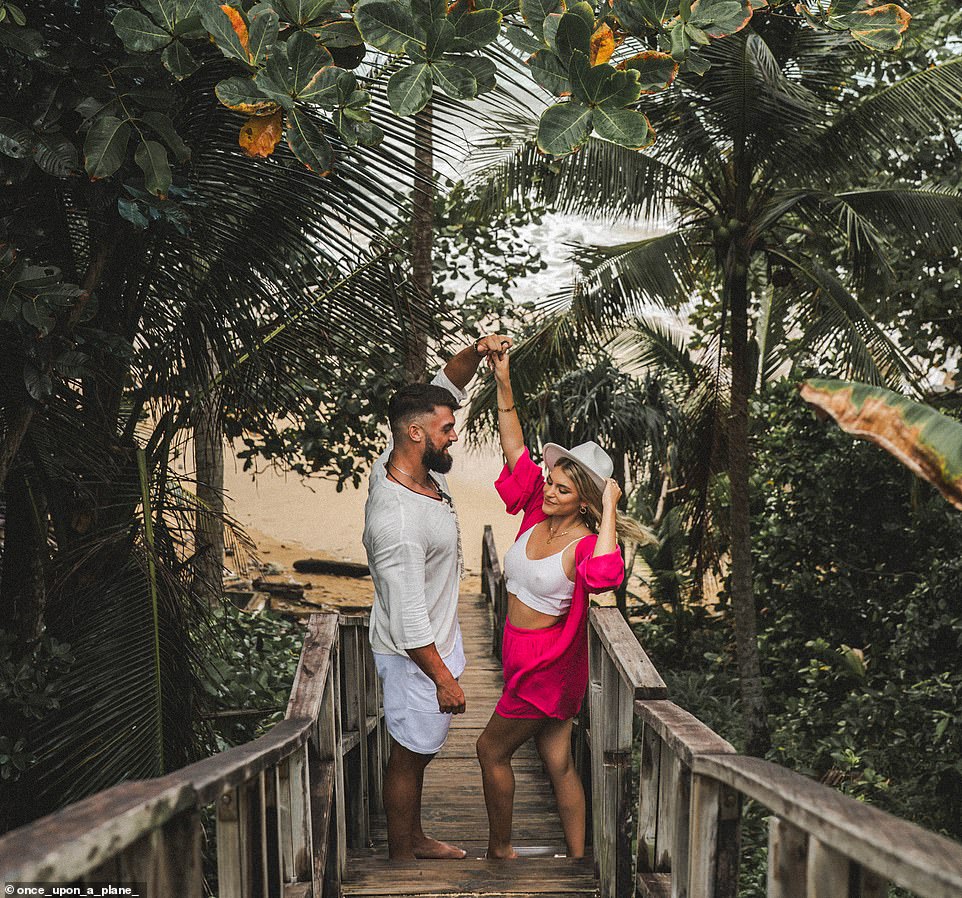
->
<box><xmin>342</xmin><ymin>590</ymin><xmax>598</xmax><ymax>898</ymax></box>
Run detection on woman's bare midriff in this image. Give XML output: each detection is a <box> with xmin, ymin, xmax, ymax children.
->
<box><xmin>507</xmin><ymin>592</ymin><xmax>562</xmax><ymax>629</ymax></box>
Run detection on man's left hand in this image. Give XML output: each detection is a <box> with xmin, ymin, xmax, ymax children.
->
<box><xmin>475</xmin><ymin>334</ymin><xmax>512</xmax><ymax>358</ymax></box>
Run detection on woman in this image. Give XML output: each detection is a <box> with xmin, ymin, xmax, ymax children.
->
<box><xmin>476</xmin><ymin>348</ymin><xmax>652</xmax><ymax>860</ymax></box>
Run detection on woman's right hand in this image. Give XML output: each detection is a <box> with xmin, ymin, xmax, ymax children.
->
<box><xmin>487</xmin><ymin>344</ymin><xmax>510</xmax><ymax>384</ymax></box>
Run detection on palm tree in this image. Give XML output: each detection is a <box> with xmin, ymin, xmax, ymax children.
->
<box><xmin>0</xmin><ymin>2</ymin><xmax>450</xmax><ymax>825</ymax></box>
<box><xmin>471</xmin><ymin>10</ymin><xmax>962</xmax><ymax>754</ymax></box>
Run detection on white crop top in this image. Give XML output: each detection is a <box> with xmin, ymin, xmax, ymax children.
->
<box><xmin>503</xmin><ymin>527</ymin><xmax>580</xmax><ymax>616</ymax></box>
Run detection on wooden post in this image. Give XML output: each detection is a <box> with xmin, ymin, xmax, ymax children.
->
<box><xmin>669</xmin><ymin>755</ymin><xmax>691</xmax><ymax>898</ymax></box>
<box><xmin>807</xmin><ymin>837</ymin><xmax>850</xmax><ymax>898</ymax></box>
<box><xmin>342</xmin><ymin>621</ymin><xmax>370</xmax><ymax>848</ymax></box>
<box><xmin>636</xmin><ymin>722</ymin><xmax>662</xmax><ymax>876</ymax></box>
<box><xmin>768</xmin><ymin>816</ymin><xmax>808</xmax><ymax>898</ymax></box>
<box><xmin>856</xmin><ymin>866</ymin><xmax>887</xmax><ymax>898</ymax></box>
<box><xmin>688</xmin><ymin>774</ymin><xmax>721</xmax><ymax>898</ymax></box>
<box><xmin>277</xmin><ymin>758</ymin><xmax>295</xmax><ymax>884</ymax></box>
<box><xmin>155</xmin><ymin>809</ymin><xmax>204</xmax><ymax>896</ymax></box>
<box><xmin>588</xmin><ymin>623</ymin><xmax>605</xmax><ymax>883</ymax></box>
<box><xmin>216</xmin><ymin>787</ymin><xmax>245</xmax><ymax>898</ymax></box>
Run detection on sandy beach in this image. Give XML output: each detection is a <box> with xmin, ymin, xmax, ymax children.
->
<box><xmin>220</xmin><ymin>406</ymin><xmax>523</xmax><ymax>610</ymax></box>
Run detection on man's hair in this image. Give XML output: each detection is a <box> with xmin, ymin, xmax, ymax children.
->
<box><xmin>388</xmin><ymin>383</ymin><xmax>459</xmax><ymax>439</ymax></box>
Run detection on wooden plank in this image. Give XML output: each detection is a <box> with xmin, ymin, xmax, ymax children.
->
<box><xmin>0</xmin><ymin>778</ymin><xmax>193</xmax><ymax>885</ymax></box>
<box><xmin>636</xmin><ymin>722</ymin><xmax>661</xmax><ymax>875</ymax></box>
<box><xmin>687</xmin><ymin>774</ymin><xmax>720</xmax><ymax>898</ymax></box>
<box><xmin>638</xmin><ymin>873</ymin><xmax>672</xmax><ymax>898</ymax></box>
<box><xmin>634</xmin><ymin>701</ymin><xmax>735</xmax><ymax>766</ymax></box>
<box><xmin>284</xmin><ymin>883</ymin><xmax>312</xmax><ymax>898</ymax></box>
<box><xmin>669</xmin><ymin>755</ymin><xmax>691</xmax><ymax>898</ymax></box>
<box><xmin>767</xmin><ymin>816</ymin><xmax>807</xmax><ymax>898</ymax></box>
<box><xmin>806</xmin><ymin>837</ymin><xmax>849</xmax><ymax>898</ymax></box>
<box><xmin>216</xmin><ymin>786</ymin><xmax>245</xmax><ymax>898</ymax></box>
<box><xmin>290</xmin><ymin>742</ymin><xmax>312</xmax><ymax>882</ymax></box>
<box><xmin>695</xmin><ymin>753</ymin><xmax>962</xmax><ymax>898</ymax></box>
<box><xmin>343</xmin><ymin>856</ymin><xmax>596</xmax><ymax>895</ymax></box>
<box><xmin>153</xmin><ymin>809</ymin><xmax>204</xmax><ymax>897</ymax></box>
<box><xmin>286</xmin><ymin>613</ymin><xmax>340</xmax><ymax>721</ymax></box>
<box><xmin>588</xmin><ymin>608</ymin><xmax>667</xmax><ymax>699</ymax></box>
<box><xmin>857</xmin><ymin>866</ymin><xmax>887</xmax><ymax>898</ymax></box>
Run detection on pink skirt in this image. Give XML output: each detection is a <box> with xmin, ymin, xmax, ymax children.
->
<box><xmin>495</xmin><ymin>616</ymin><xmax>589</xmax><ymax>720</ymax></box>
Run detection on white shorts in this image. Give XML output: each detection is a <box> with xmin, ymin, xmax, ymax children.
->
<box><xmin>374</xmin><ymin>632</ymin><xmax>466</xmax><ymax>756</ymax></box>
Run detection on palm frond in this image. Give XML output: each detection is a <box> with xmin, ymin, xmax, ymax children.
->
<box><xmin>803</xmin><ymin>58</ymin><xmax>962</xmax><ymax>180</ymax></box>
<box><xmin>570</xmin><ymin>229</ymin><xmax>707</xmax><ymax>324</ymax></box>
<box><xmin>468</xmin><ymin>130</ymin><xmax>690</xmax><ymax>223</ymax></box>
<box><xmin>768</xmin><ymin>249</ymin><xmax>920</xmax><ymax>389</ymax></box>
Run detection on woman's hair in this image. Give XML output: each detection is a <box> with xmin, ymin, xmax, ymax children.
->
<box><xmin>555</xmin><ymin>459</ymin><xmax>656</xmax><ymax>546</ymax></box>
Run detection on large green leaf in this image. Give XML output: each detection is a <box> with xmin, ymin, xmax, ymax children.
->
<box><xmin>247</xmin><ymin>4</ymin><xmax>279</xmax><ymax>65</ymax></box>
<box><xmin>273</xmin><ymin>0</ymin><xmax>337</xmax><ymax>26</ymax></box>
<box><xmin>592</xmin><ymin>107</ymin><xmax>653</xmax><ymax>148</ymax></box>
<box><xmin>287</xmin><ymin>31</ymin><xmax>334</xmax><ymax>96</ymax></box>
<box><xmin>311</xmin><ymin>19</ymin><xmax>363</xmax><ymax>49</ymax></box>
<box><xmin>458</xmin><ymin>55</ymin><xmax>497</xmax><ymax>94</ymax></box>
<box><xmin>112</xmin><ymin>8</ymin><xmax>171</xmax><ymax>52</ymax></box>
<box><xmin>452</xmin><ymin>8</ymin><xmax>502</xmax><ymax>50</ymax></box>
<box><xmin>551</xmin><ymin>11</ymin><xmax>592</xmax><ymax>64</ymax></box>
<box><xmin>34</xmin><ymin>132</ymin><xmax>81</xmax><ymax>176</ymax></box>
<box><xmin>519</xmin><ymin>0</ymin><xmax>563</xmax><ymax>41</ymax></box>
<box><xmin>689</xmin><ymin>0</ymin><xmax>753</xmax><ymax>37</ymax></box>
<box><xmin>430</xmin><ymin>61</ymin><xmax>478</xmax><ymax>99</ymax></box>
<box><xmin>387</xmin><ymin>62</ymin><xmax>433</xmax><ymax>116</ymax></box>
<box><xmin>537</xmin><ymin>100</ymin><xmax>593</xmax><ymax>155</ymax></box>
<box><xmin>354</xmin><ymin>0</ymin><xmax>425</xmax><ymax>54</ymax></box>
<box><xmin>529</xmin><ymin>49</ymin><xmax>570</xmax><ymax>96</ymax></box>
<box><xmin>425</xmin><ymin>19</ymin><xmax>455</xmax><ymax>60</ymax></box>
<box><xmin>505</xmin><ymin>23</ymin><xmax>544</xmax><ymax>54</ymax></box>
<box><xmin>621</xmin><ymin>51</ymin><xmax>679</xmax><ymax>92</ymax></box>
<box><xmin>161</xmin><ymin>40</ymin><xmax>199</xmax><ymax>79</ymax></box>
<box><xmin>135</xmin><ymin>139</ymin><xmax>172</xmax><ymax>197</ymax></box>
<box><xmin>139</xmin><ymin>111</ymin><xmax>191</xmax><ymax>163</ymax></box>
<box><xmin>83</xmin><ymin>115</ymin><xmax>131</xmax><ymax>180</ymax></box>
<box><xmin>215</xmin><ymin>76</ymin><xmax>282</xmax><ymax>115</ymax></box>
<box><xmin>799</xmin><ymin>379</ymin><xmax>962</xmax><ymax>511</ymax></box>
<box><xmin>285</xmin><ymin>108</ymin><xmax>333</xmax><ymax>173</ymax></box>
<box><xmin>833</xmin><ymin>4</ymin><xmax>911</xmax><ymax>51</ymax></box>
<box><xmin>611</xmin><ymin>0</ymin><xmax>674</xmax><ymax>31</ymax></box>
<box><xmin>298</xmin><ymin>65</ymin><xmax>342</xmax><ymax>106</ymax></box>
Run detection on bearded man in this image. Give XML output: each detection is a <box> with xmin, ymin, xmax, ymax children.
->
<box><xmin>362</xmin><ymin>334</ymin><xmax>511</xmax><ymax>860</ymax></box>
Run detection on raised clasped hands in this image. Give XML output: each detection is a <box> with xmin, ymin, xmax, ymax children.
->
<box><xmin>475</xmin><ymin>333</ymin><xmax>512</xmax><ymax>360</ymax></box>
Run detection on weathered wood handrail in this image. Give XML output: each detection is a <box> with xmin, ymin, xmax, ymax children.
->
<box><xmin>0</xmin><ymin>611</ymin><xmax>387</xmax><ymax>898</ymax></box>
<box><xmin>481</xmin><ymin>527</ymin><xmax>962</xmax><ymax>898</ymax></box>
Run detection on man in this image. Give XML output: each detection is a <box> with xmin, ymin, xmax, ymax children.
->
<box><xmin>363</xmin><ymin>334</ymin><xmax>511</xmax><ymax>860</ymax></box>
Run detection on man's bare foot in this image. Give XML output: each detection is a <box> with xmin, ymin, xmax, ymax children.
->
<box><xmin>484</xmin><ymin>846</ymin><xmax>519</xmax><ymax>859</ymax></box>
<box><xmin>413</xmin><ymin>837</ymin><xmax>467</xmax><ymax>859</ymax></box>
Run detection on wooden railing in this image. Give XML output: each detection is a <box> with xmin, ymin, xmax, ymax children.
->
<box><xmin>481</xmin><ymin>525</ymin><xmax>962</xmax><ymax>898</ymax></box>
<box><xmin>0</xmin><ymin>611</ymin><xmax>385</xmax><ymax>898</ymax></box>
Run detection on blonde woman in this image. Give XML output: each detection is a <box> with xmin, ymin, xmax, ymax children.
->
<box><xmin>476</xmin><ymin>348</ymin><xmax>651</xmax><ymax>860</ymax></box>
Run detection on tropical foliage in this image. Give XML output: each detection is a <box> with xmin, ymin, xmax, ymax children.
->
<box><xmin>470</xmin><ymin>2</ymin><xmax>962</xmax><ymax>753</ymax></box>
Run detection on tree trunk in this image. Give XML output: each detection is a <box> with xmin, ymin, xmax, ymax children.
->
<box><xmin>406</xmin><ymin>103</ymin><xmax>434</xmax><ymax>383</ymax></box>
<box><xmin>725</xmin><ymin>245</ymin><xmax>770</xmax><ymax>757</ymax></box>
<box><xmin>192</xmin><ymin>357</ymin><xmax>224</xmax><ymax>605</ymax></box>
<box><xmin>613</xmin><ymin>451</ymin><xmax>629</xmax><ymax>617</ymax></box>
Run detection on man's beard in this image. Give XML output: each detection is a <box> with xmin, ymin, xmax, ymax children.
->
<box><xmin>423</xmin><ymin>440</ymin><xmax>453</xmax><ymax>474</ymax></box>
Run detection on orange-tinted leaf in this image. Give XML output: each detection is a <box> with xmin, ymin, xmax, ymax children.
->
<box><xmin>800</xmin><ymin>378</ymin><xmax>962</xmax><ymax>511</ymax></box>
<box><xmin>841</xmin><ymin>3</ymin><xmax>911</xmax><ymax>51</ymax></box>
<box><xmin>589</xmin><ymin>22</ymin><xmax>616</xmax><ymax>65</ymax></box>
<box><xmin>221</xmin><ymin>4</ymin><xmax>251</xmax><ymax>60</ymax></box>
<box><xmin>239</xmin><ymin>110</ymin><xmax>283</xmax><ymax>158</ymax></box>
<box><xmin>619</xmin><ymin>50</ymin><xmax>678</xmax><ymax>93</ymax></box>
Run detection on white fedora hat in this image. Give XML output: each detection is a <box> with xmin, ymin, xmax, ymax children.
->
<box><xmin>543</xmin><ymin>441</ymin><xmax>613</xmax><ymax>492</ymax></box>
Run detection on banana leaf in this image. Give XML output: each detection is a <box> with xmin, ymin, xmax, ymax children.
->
<box><xmin>799</xmin><ymin>378</ymin><xmax>962</xmax><ymax>511</ymax></box>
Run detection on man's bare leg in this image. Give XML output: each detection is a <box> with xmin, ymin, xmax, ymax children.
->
<box><xmin>384</xmin><ymin>738</ymin><xmax>465</xmax><ymax>859</ymax></box>
<box><xmin>476</xmin><ymin>713</ymin><xmax>545</xmax><ymax>859</ymax></box>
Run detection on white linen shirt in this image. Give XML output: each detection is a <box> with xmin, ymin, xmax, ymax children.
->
<box><xmin>363</xmin><ymin>370</ymin><xmax>466</xmax><ymax>659</ymax></box>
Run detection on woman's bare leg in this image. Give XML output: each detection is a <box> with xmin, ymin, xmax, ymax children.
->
<box><xmin>476</xmin><ymin>713</ymin><xmax>544</xmax><ymax>859</ymax></box>
<box><xmin>535</xmin><ymin>718</ymin><xmax>585</xmax><ymax>858</ymax></box>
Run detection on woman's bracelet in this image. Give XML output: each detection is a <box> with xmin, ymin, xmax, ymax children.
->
<box><xmin>497</xmin><ymin>404</ymin><xmax>516</xmax><ymax>413</ymax></box>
